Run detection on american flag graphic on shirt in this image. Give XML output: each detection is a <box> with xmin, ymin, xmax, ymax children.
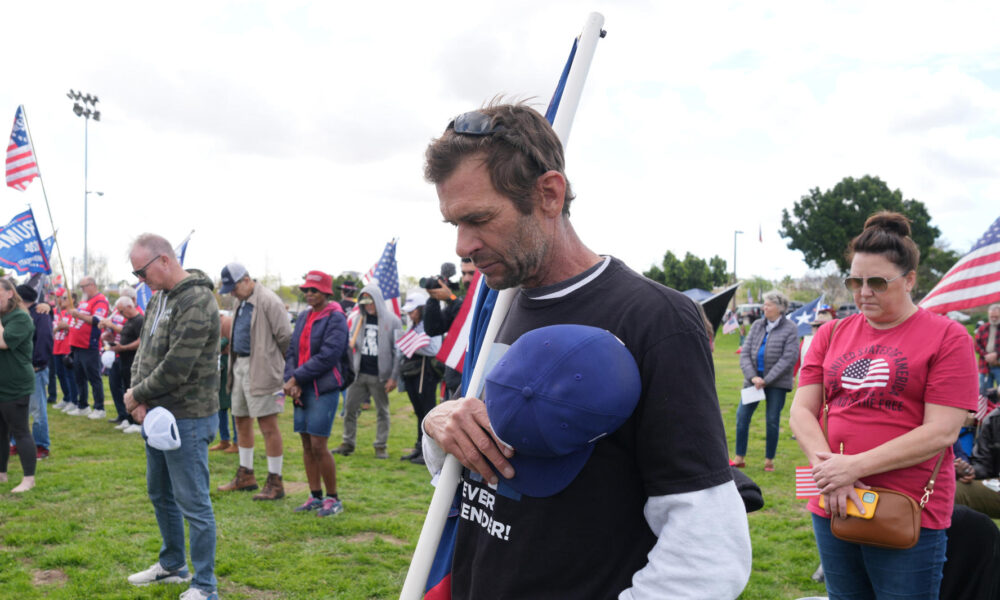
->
<box><xmin>841</xmin><ymin>358</ymin><xmax>890</xmax><ymax>390</ymax></box>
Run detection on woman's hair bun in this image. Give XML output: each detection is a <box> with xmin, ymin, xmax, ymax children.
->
<box><xmin>862</xmin><ymin>211</ymin><xmax>911</xmax><ymax>238</ymax></box>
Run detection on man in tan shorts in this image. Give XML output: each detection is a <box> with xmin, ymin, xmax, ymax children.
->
<box><xmin>217</xmin><ymin>263</ymin><xmax>292</xmax><ymax>501</ymax></box>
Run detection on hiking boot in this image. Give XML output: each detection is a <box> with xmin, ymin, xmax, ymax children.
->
<box><xmin>294</xmin><ymin>497</ymin><xmax>323</xmax><ymax>512</ymax></box>
<box><xmin>217</xmin><ymin>466</ymin><xmax>258</xmax><ymax>492</ymax></box>
<box><xmin>208</xmin><ymin>440</ymin><xmax>231</xmax><ymax>452</ymax></box>
<box><xmin>331</xmin><ymin>443</ymin><xmax>354</xmax><ymax>456</ymax></box>
<box><xmin>374</xmin><ymin>447</ymin><xmax>389</xmax><ymax>460</ymax></box>
<box><xmin>399</xmin><ymin>449</ymin><xmax>420</xmax><ymax>461</ymax></box>
<box><xmin>36</xmin><ymin>446</ymin><xmax>49</xmax><ymax>460</ymax></box>
<box><xmin>252</xmin><ymin>473</ymin><xmax>285</xmax><ymax>501</ymax></box>
<box><xmin>127</xmin><ymin>562</ymin><xmax>192</xmax><ymax>586</ymax></box>
<box><xmin>316</xmin><ymin>497</ymin><xmax>344</xmax><ymax>517</ymax></box>
<box><xmin>409</xmin><ymin>453</ymin><xmax>426</xmax><ymax>465</ymax></box>
<box><xmin>9</xmin><ymin>444</ymin><xmax>16</xmax><ymax>456</ymax></box>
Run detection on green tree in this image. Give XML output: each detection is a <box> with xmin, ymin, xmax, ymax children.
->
<box><xmin>916</xmin><ymin>244</ymin><xmax>961</xmax><ymax>299</ymax></box>
<box><xmin>644</xmin><ymin>251</ymin><xmax>729</xmax><ymax>290</ymax></box>
<box><xmin>780</xmin><ymin>175</ymin><xmax>940</xmax><ymax>273</ymax></box>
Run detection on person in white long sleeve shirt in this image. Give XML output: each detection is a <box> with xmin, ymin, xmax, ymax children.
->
<box><xmin>419</xmin><ymin>101</ymin><xmax>751</xmax><ymax>599</ymax></box>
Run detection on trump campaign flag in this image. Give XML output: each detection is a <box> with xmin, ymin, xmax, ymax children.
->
<box><xmin>919</xmin><ymin>216</ymin><xmax>1000</xmax><ymax>313</ymax></box>
<box><xmin>6</xmin><ymin>106</ymin><xmax>40</xmax><ymax>191</ymax></box>
<box><xmin>0</xmin><ymin>208</ymin><xmax>51</xmax><ymax>274</ymax></box>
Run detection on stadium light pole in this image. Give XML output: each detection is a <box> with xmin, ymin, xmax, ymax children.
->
<box><xmin>67</xmin><ymin>89</ymin><xmax>101</xmax><ymax>275</ymax></box>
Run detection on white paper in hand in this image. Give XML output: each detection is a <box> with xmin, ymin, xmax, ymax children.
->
<box><xmin>741</xmin><ymin>386</ymin><xmax>766</xmax><ymax>405</ymax></box>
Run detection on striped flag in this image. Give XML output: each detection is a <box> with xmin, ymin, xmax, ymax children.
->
<box><xmin>6</xmin><ymin>106</ymin><xmax>40</xmax><ymax>191</ymax></box>
<box><xmin>841</xmin><ymin>358</ymin><xmax>890</xmax><ymax>390</ymax></box>
<box><xmin>722</xmin><ymin>312</ymin><xmax>739</xmax><ymax>335</ymax></box>
<box><xmin>371</xmin><ymin>239</ymin><xmax>401</xmax><ymax>317</ymax></box>
<box><xmin>974</xmin><ymin>394</ymin><xmax>995</xmax><ymax>422</ymax></box>
<box><xmin>435</xmin><ymin>271</ymin><xmax>484</xmax><ymax>373</ymax></box>
<box><xmin>919</xmin><ymin>216</ymin><xmax>1000</xmax><ymax>313</ymax></box>
<box><xmin>796</xmin><ymin>466</ymin><xmax>820</xmax><ymax>499</ymax></box>
<box><xmin>396</xmin><ymin>329</ymin><xmax>431</xmax><ymax>359</ymax></box>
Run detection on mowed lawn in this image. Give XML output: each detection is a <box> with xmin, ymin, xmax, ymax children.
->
<box><xmin>1</xmin><ymin>332</ymin><xmax>829</xmax><ymax>599</ymax></box>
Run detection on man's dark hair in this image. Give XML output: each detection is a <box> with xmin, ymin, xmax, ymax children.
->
<box><xmin>424</xmin><ymin>99</ymin><xmax>575</xmax><ymax>216</ymax></box>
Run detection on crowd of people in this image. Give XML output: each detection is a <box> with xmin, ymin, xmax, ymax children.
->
<box><xmin>2</xmin><ymin>101</ymin><xmax>999</xmax><ymax>600</ymax></box>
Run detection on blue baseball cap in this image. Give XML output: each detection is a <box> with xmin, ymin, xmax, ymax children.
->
<box><xmin>484</xmin><ymin>324</ymin><xmax>641</xmax><ymax>498</ymax></box>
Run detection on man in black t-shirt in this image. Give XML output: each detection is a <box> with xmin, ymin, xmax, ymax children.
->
<box><xmin>420</xmin><ymin>102</ymin><xmax>751</xmax><ymax>599</ymax></box>
<box><xmin>107</xmin><ymin>297</ymin><xmax>144</xmax><ymax>428</ymax></box>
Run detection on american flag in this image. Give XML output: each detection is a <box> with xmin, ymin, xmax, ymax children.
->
<box><xmin>371</xmin><ymin>239</ymin><xmax>400</xmax><ymax>317</ymax></box>
<box><xmin>721</xmin><ymin>312</ymin><xmax>739</xmax><ymax>335</ymax></box>
<box><xmin>795</xmin><ymin>465</ymin><xmax>821</xmax><ymax>499</ymax></box>
<box><xmin>6</xmin><ymin>106</ymin><xmax>40</xmax><ymax>191</ymax></box>
<box><xmin>974</xmin><ymin>394</ymin><xmax>996</xmax><ymax>422</ymax></box>
<box><xmin>919</xmin><ymin>216</ymin><xmax>1000</xmax><ymax>313</ymax></box>
<box><xmin>841</xmin><ymin>358</ymin><xmax>890</xmax><ymax>390</ymax></box>
<box><xmin>396</xmin><ymin>329</ymin><xmax>431</xmax><ymax>358</ymax></box>
<box><xmin>436</xmin><ymin>271</ymin><xmax>484</xmax><ymax>373</ymax></box>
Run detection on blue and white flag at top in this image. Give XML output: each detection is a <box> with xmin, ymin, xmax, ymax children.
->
<box><xmin>135</xmin><ymin>237</ymin><xmax>190</xmax><ymax>311</ymax></box>
<box><xmin>786</xmin><ymin>294</ymin><xmax>824</xmax><ymax>337</ymax></box>
<box><xmin>0</xmin><ymin>208</ymin><xmax>51</xmax><ymax>274</ymax></box>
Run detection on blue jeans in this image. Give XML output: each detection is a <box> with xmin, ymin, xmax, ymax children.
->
<box><xmin>54</xmin><ymin>355</ymin><xmax>77</xmax><ymax>406</ymax></box>
<box><xmin>980</xmin><ymin>367</ymin><xmax>1000</xmax><ymax>394</ymax></box>
<box><xmin>145</xmin><ymin>414</ymin><xmax>218</xmax><ymax>593</ymax></box>
<box><xmin>293</xmin><ymin>387</ymin><xmax>340</xmax><ymax>438</ymax></box>
<box><xmin>217</xmin><ymin>408</ymin><xmax>231</xmax><ymax>442</ymax></box>
<box><xmin>735</xmin><ymin>386</ymin><xmax>788</xmax><ymax>459</ymax></box>
<box><xmin>30</xmin><ymin>368</ymin><xmax>50</xmax><ymax>450</ymax></box>
<box><xmin>812</xmin><ymin>514</ymin><xmax>946</xmax><ymax>599</ymax></box>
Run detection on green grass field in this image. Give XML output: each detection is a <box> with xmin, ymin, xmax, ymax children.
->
<box><xmin>0</xmin><ymin>333</ymin><xmax>829</xmax><ymax>599</ymax></box>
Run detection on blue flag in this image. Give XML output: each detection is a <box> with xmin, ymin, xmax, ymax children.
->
<box><xmin>786</xmin><ymin>294</ymin><xmax>824</xmax><ymax>337</ymax></box>
<box><xmin>0</xmin><ymin>208</ymin><xmax>51</xmax><ymax>274</ymax></box>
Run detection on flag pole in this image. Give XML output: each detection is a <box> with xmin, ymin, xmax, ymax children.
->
<box><xmin>20</xmin><ymin>105</ymin><xmax>70</xmax><ymax>288</ymax></box>
<box><xmin>399</xmin><ymin>12</ymin><xmax>605</xmax><ymax>599</ymax></box>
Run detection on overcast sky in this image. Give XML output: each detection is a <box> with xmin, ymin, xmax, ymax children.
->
<box><xmin>3</xmin><ymin>1</ymin><xmax>999</xmax><ymax>292</ymax></box>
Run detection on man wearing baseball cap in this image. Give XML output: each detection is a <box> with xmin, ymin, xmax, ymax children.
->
<box><xmin>217</xmin><ymin>262</ymin><xmax>292</xmax><ymax>501</ymax></box>
<box><xmin>421</xmin><ymin>101</ymin><xmax>751</xmax><ymax>598</ymax></box>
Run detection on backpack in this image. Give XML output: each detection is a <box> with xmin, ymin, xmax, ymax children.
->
<box><xmin>338</xmin><ymin>344</ymin><xmax>356</xmax><ymax>390</ymax></box>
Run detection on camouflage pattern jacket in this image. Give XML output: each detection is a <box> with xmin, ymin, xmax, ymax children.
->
<box><xmin>131</xmin><ymin>270</ymin><xmax>220</xmax><ymax>419</ymax></box>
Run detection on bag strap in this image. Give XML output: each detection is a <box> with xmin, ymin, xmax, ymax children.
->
<box><xmin>819</xmin><ymin>319</ymin><xmax>944</xmax><ymax>510</ymax></box>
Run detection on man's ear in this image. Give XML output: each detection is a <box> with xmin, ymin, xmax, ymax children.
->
<box><xmin>534</xmin><ymin>171</ymin><xmax>566</xmax><ymax>217</ymax></box>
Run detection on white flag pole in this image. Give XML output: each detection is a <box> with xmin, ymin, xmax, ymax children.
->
<box><xmin>399</xmin><ymin>12</ymin><xmax>605</xmax><ymax>600</ymax></box>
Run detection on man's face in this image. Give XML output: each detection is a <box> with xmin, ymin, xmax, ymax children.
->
<box><xmin>990</xmin><ymin>308</ymin><xmax>1000</xmax><ymax>324</ymax></box>
<box><xmin>438</xmin><ymin>158</ymin><xmax>548</xmax><ymax>290</ymax></box>
<box><xmin>231</xmin><ymin>277</ymin><xmax>253</xmax><ymax>301</ymax></box>
<box><xmin>361</xmin><ymin>295</ymin><xmax>376</xmax><ymax>315</ymax></box>
<box><xmin>79</xmin><ymin>278</ymin><xmax>98</xmax><ymax>299</ymax></box>
<box><xmin>460</xmin><ymin>262</ymin><xmax>476</xmax><ymax>289</ymax></box>
<box><xmin>130</xmin><ymin>248</ymin><xmax>168</xmax><ymax>291</ymax></box>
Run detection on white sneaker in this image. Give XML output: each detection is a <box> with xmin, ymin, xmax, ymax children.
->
<box><xmin>87</xmin><ymin>409</ymin><xmax>106</xmax><ymax>420</ymax></box>
<box><xmin>65</xmin><ymin>407</ymin><xmax>82</xmax><ymax>416</ymax></box>
<box><xmin>53</xmin><ymin>401</ymin><xmax>68</xmax><ymax>410</ymax></box>
<box><xmin>127</xmin><ymin>562</ymin><xmax>192</xmax><ymax>587</ymax></box>
<box><xmin>61</xmin><ymin>403</ymin><xmax>77</xmax><ymax>413</ymax></box>
<box><xmin>123</xmin><ymin>424</ymin><xmax>143</xmax><ymax>434</ymax></box>
<box><xmin>115</xmin><ymin>420</ymin><xmax>131</xmax><ymax>430</ymax></box>
<box><xmin>179</xmin><ymin>587</ymin><xmax>219</xmax><ymax>599</ymax></box>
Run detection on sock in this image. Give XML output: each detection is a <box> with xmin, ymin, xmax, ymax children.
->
<box><xmin>239</xmin><ymin>447</ymin><xmax>254</xmax><ymax>470</ymax></box>
<box><xmin>311</xmin><ymin>490</ymin><xmax>322</xmax><ymax>500</ymax></box>
<box><xmin>267</xmin><ymin>455</ymin><xmax>283</xmax><ymax>476</ymax></box>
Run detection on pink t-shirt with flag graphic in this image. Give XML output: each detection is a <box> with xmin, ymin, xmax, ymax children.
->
<box><xmin>798</xmin><ymin>309</ymin><xmax>978</xmax><ymax>530</ymax></box>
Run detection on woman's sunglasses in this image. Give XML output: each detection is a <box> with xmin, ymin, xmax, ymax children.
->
<box><xmin>844</xmin><ymin>273</ymin><xmax>905</xmax><ymax>293</ymax></box>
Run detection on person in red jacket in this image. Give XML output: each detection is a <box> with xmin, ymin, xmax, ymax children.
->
<box><xmin>63</xmin><ymin>277</ymin><xmax>109</xmax><ymax>418</ymax></box>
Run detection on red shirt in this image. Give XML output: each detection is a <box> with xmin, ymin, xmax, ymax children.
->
<box><xmin>800</xmin><ymin>309</ymin><xmax>978</xmax><ymax>530</ymax></box>
<box><xmin>53</xmin><ymin>309</ymin><xmax>72</xmax><ymax>355</ymax></box>
<box><xmin>68</xmin><ymin>293</ymin><xmax>110</xmax><ymax>349</ymax></box>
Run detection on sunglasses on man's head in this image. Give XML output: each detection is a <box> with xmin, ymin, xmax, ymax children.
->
<box><xmin>844</xmin><ymin>273</ymin><xmax>905</xmax><ymax>293</ymax></box>
<box><xmin>448</xmin><ymin>111</ymin><xmax>504</xmax><ymax>136</ymax></box>
<box><xmin>132</xmin><ymin>254</ymin><xmax>162</xmax><ymax>279</ymax></box>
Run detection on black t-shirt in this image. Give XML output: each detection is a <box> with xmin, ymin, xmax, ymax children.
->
<box><xmin>359</xmin><ymin>313</ymin><xmax>379</xmax><ymax>376</ymax></box>
<box><xmin>451</xmin><ymin>257</ymin><xmax>732</xmax><ymax>599</ymax></box>
<box><xmin>119</xmin><ymin>314</ymin><xmax>144</xmax><ymax>364</ymax></box>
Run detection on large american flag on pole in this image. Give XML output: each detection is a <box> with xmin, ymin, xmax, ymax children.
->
<box><xmin>919</xmin><ymin>216</ymin><xmax>1000</xmax><ymax>313</ymax></box>
<box><xmin>435</xmin><ymin>271</ymin><xmax>484</xmax><ymax>373</ymax></box>
<box><xmin>6</xmin><ymin>106</ymin><xmax>40</xmax><ymax>191</ymax></box>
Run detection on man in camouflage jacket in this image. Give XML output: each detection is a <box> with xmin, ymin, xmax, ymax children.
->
<box><xmin>123</xmin><ymin>233</ymin><xmax>221</xmax><ymax>599</ymax></box>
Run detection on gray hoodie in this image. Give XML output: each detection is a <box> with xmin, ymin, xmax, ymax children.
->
<box><xmin>349</xmin><ymin>282</ymin><xmax>402</xmax><ymax>382</ymax></box>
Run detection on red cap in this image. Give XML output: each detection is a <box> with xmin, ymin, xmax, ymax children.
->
<box><xmin>300</xmin><ymin>270</ymin><xmax>334</xmax><ymax>295</ymax></box>
<box><xmin>54</xmin><ymin>287</ymin><xmax>67</xmax><ymax>297</ymax></box>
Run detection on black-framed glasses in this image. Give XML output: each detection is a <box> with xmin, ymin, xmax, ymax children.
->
<box><xmin>446</xmin><ymin>111</ymin><xmax>548</xmax><ymax>173</ymax></box>
<box><xmin>844</xmin><ymin>273</ymin><xmax>905</xmax><ymax>293</ymax></box>
<box><xmin>132</xmin><ymin>254</ymin><xmax>162</xmax><ymax>279</ymax></box>
<box><xmin>302</xmin><ymin>287</ymin><xmax>320</xmax><ymax>294</ymax></box>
